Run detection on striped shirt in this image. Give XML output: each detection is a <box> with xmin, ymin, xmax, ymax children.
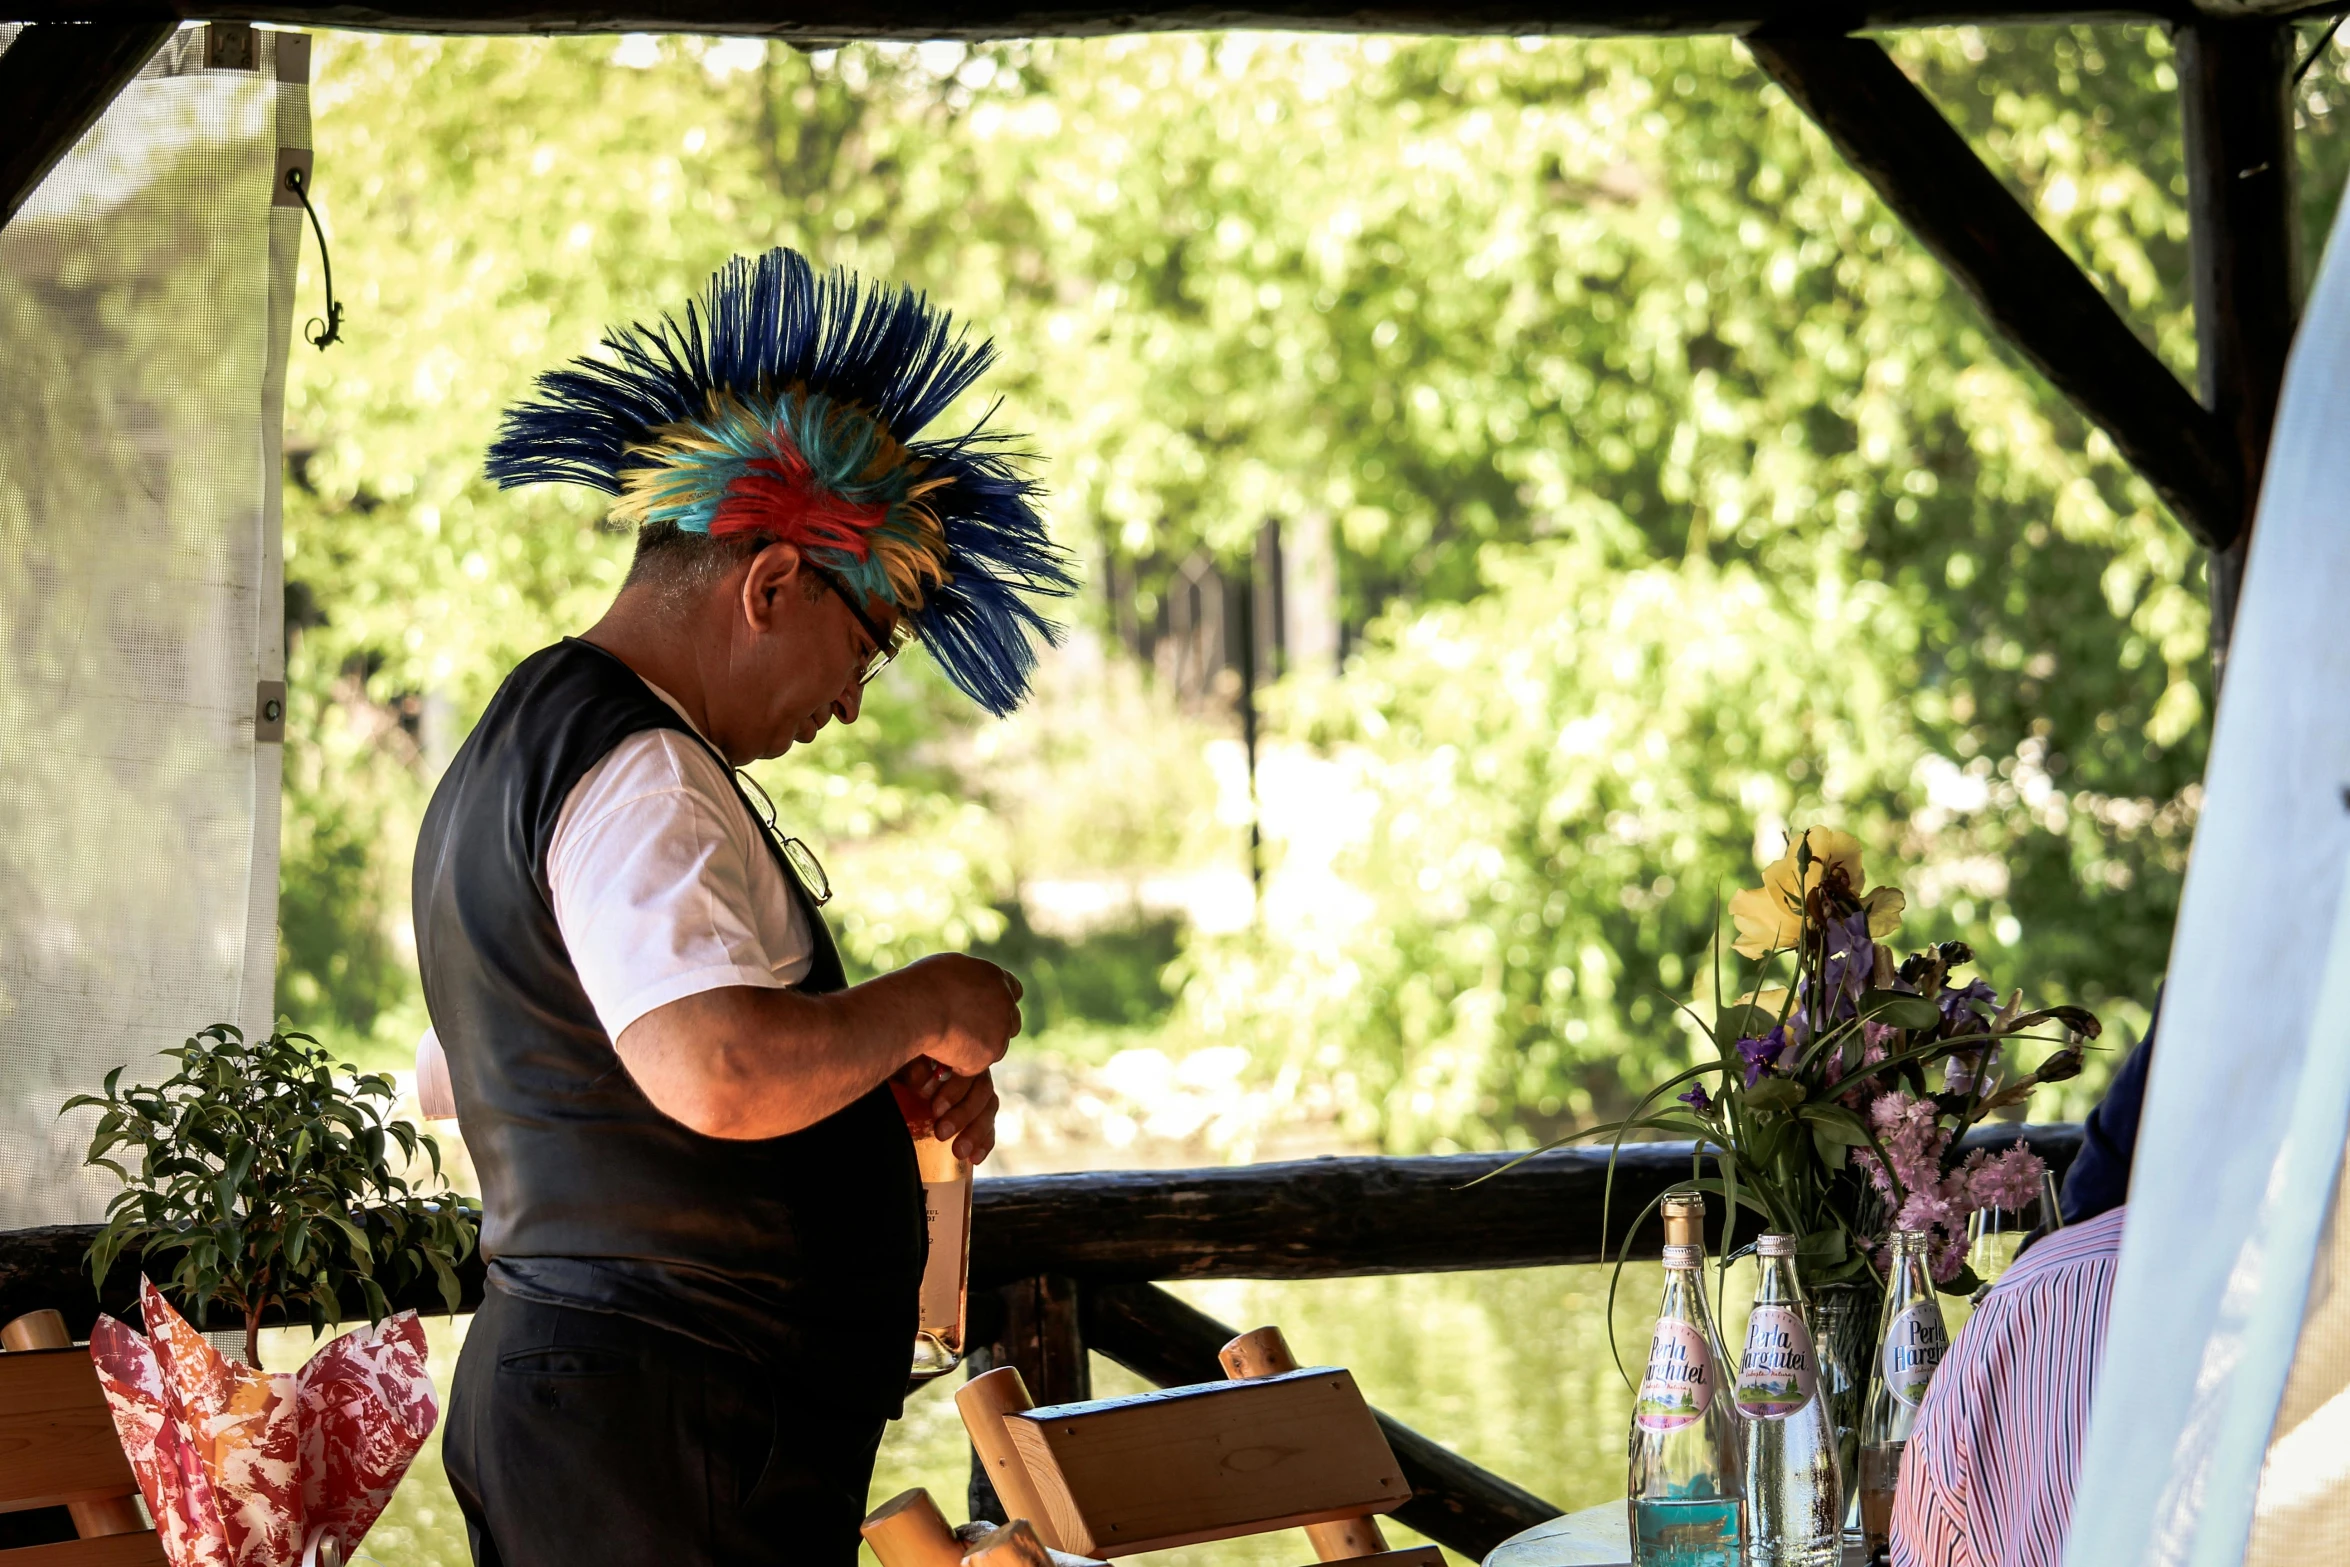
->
<box><xmin>1890</xmin><ymin>1205</ymin><xmax>2127</xmax><ymax>1567</ymax></box>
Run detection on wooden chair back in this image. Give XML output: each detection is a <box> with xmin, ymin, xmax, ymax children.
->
<box><xmin>0</xmin><ymin>1311</ymin><xmax>164</xmax><ymax>1565</ymax></box>
<box><xmin>947</xmin><ymin>1323</ymin><xmax>1441</xmax><ymax>1566</ymax></box>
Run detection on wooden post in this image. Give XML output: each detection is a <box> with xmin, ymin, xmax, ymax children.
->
<box><xmin>2178</xmin><ymin>18</ymin><xmax>2301</xmax><ymax>684</ymax></box>
<box><xmin>1219</xmin><ymin>1326</ymin><xmax>1392</xmax><ymax>1561</ymax></box>
<box><xmin>966</xmin><ymin>1275</ymin><xmax>1088</xmax><ymax>1525</ymax></box>
<box><xmin>862</xmin><ymin>1488</ymin><xmax>967</xmax><ymax>1567</ymax></box>
<box><xmin>0</xmin><ymin>1310</ymin><xmax>147</xmax><ymax>1539</ymax></box>
<box><xmin>955</xmin><ymin>1366</ymin><xmax>1069</xmax><ymax>1554</ymax></box>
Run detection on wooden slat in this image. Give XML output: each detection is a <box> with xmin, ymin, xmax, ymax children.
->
<box><xmin>1007</xmin><ymin>1369</ymin><xmax>1406</xmax><ymax>1558</ymax></box>
<box><xmin>0</xmin><ymin>1535</ymin><xmax>167</xmax><ymax>1567</ymax></box>
<box><xmin>0</xmin><ymin>1</ymin><xmax>2316</xmax><ymax>42</ymax></box>
<box><xmin>0</xmin><ymin>1350</ymin><xmax>139</xmax><ymax>1515</ymax></box>
<box><xmin>0</xmin><ymin>20</ymin><xmax>177</xmax><ymax>227</ymax></box>
<box><xmin>1746</xmin><ymin>33</ymin><xmax>2244</xmax><ymax>551</ymax></box>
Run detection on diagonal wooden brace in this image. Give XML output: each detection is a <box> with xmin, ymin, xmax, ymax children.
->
<box><xmin>1746</xmin><ymin>32</ymin><xmax>2245</xmax><ymax>551</ymax></box>
<box><xmin>1</xmin><ymin>20</ymin><xmax>177</xmax><ymax>228</ymax></box>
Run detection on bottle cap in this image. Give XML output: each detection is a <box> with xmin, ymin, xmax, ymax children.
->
<box><xmin>1757</xmin><ymin>1232</ymin><xmax>1798</xmax><ymax>1258</ymax></box>
<box><xmin>1662</xmin><ymin>1243</ymin><xmax>1703</xmax><ymax>1271</ymax></box>
<box><xmin>1661</xmin><ymin>1192</ymin><xmax>1705</xmax><ymax>1249</ymax></box>
<box><xmin>1890</xmin><ymin>1228</ymin><xmax>1930</xmax><ymax>1252</ymax></box>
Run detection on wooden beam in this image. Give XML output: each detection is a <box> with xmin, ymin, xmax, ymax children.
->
<box><xmin>0</xmin><ymin>1127</ymin><xmax>2079</xmax><ymax>1334</ymax></box>
<box><xmin>967</xmin><ymin>1124</ymin><xmax>2079</xmax><ymax>1288</ymax></box>
<box><xmin>1084</xmin><ymin>1280</ymin><xmax>1563</xmax><ymax>1561</ymax></box>
<box><xmin>0</xmin><ymin>21</ymin><xmax>176</xmax><ymax>227</ymax></box>
<box><xmin>0</xmin><ymin>3</ymin><xmax>2315</xmax><ymax>42</ymax></box>
<box><xmin>1747</xmin><ymin>33</ymin><xmax>2245</xmax><ymax>550</ymax></box>
<box><xmin>2177</xmin><ymin>17</ymin><xmax>2298</xmax><ymax>682</ymax></box>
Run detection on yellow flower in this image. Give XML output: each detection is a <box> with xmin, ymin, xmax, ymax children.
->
<box><xmin>1729</xmin><ymin>827</ymin><xmax>1906</xmax><ymax>959</ymax></box>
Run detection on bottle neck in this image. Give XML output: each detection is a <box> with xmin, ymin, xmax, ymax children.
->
<box><xmin>1885</xmin><ymin>1243</ymin><xmax>1932</xmax><ymax>1305</ymax></box>
<box><xmin>1754</xmin><ymin>1253</ymin><xmax>1806</xmax><ymax>1306</ymax></box>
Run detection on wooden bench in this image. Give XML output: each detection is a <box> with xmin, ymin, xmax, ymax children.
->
<box><xmin>0</xmin><ymin>1312</ymin><xmax>163</xmax><ymax>1567</ymax></box>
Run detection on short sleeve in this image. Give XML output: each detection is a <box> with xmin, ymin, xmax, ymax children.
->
<box><xmin>546</xmin><ymin>730</ymin><xmax>814</xmax><ymax>1040</ymax></box>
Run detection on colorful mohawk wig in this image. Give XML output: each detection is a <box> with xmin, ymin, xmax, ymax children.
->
<box><xmin>485</xmin><ymin>248</ymin><xmax>1074</xmax><ymax>716</ymax></box>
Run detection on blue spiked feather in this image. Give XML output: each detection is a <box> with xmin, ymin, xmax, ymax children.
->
<box><xmin>486</xmin><ymin>248</ymin><xmax>1074</xmax><ymax>716</ymax></box>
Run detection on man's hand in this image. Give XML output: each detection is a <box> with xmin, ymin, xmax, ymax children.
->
<box><xmin>904</xmin><ymin>1063</ymin><xmax>1000</xmax><ymax>1164</ymax></box>
<box><xmin>901</xmin><ymin>953</ymin><xmax>1023</xmax><ymax>1078</ymax></box>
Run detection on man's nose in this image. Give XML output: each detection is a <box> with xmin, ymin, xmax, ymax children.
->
<box><xmin>832</xmin><ymin>681</ymin><xmax>864</xmax><ymax>725</ymax></box>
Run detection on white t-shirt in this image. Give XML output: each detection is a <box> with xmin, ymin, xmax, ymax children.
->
<box><xmin>545</xmin><ymin>677</ymin><xmax>814</xmax><ymax>1040</ymax></box>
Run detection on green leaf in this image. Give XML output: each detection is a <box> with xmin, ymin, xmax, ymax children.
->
<box><xmin>1713</xmin><ymin>1002</ymin><xmax>1776</xmax><ymax>1051</ymax></box>
<box><xmin>1860</xmin><ymin>990</ymin><xmax>1942</xmax><ymax>1031</ymax></box>
<box><xmin>1797</xmin><ymin>1228</ymin><xmax>1848</xmax><ymax>1266</ymax></box>
<box><xmin>1796</xmin><ymin>1104</ymin><xmax>1873</xmax><ymax>1145</ymax></box>
<box><xmin>1743</xmin><ymin>1078</ymin><xmax>1803</xmax><ymax>1114</ymax></box>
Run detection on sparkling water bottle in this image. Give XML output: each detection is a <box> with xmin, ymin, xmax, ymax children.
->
<box><xmin>1737</xmin><ymin>1233</ymin><xmax>1841</xmax><ymax>1567</ymax></box>
<box><xmin>1628</xmin><ymin>1196</ymin><xmax>1743</xmax><ymax>1566</ymax></box>
<box><xmin>1858</xmin><ymin>1230</ymin><xmax>1949</xmax><ymax>1562</ymax></box>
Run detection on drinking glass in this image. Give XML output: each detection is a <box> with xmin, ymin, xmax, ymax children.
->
<box><xmin>1966</xmin><ymin>1169</ymin><xmax>2067</xmax><ymax>1301</ymax></box>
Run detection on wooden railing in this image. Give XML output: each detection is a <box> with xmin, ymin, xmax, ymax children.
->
<box><xmin>0</xmin><ymin>1124</ymin><xmax>2080</xmax><ymax>1558</ymax></box>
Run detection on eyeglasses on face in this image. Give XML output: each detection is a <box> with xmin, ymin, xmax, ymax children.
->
<box><xmin>806</xmin><ymin>561</ymin><xmax>914</xmax><ymax>687</ymax></box>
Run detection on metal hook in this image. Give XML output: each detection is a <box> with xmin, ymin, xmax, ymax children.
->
<box><xmin>282</xmin><ymin>163</ymin><xmax>345</xmax><ymax>350</ymax></box>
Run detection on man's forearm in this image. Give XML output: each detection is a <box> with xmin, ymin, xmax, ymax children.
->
<box><xmin>615</xmin><ymin>973</ymin><xmax>934</xmax><ymax>1140</ymax></box>
<box><xmin>613</xmin><ymin>953</ymin><xmax>1017</xmax><ymax>1141</ymax></box>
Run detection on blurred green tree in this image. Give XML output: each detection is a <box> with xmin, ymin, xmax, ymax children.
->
<box><xmin>273</xmin><ymin>27</ymin><xmax>2347</xmax><ymax>1145</ymax></box>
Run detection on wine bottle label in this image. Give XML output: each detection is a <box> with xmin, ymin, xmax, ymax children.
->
<box><xmin>1735</xmin><ymin>1304</ymin><xmax>1818</xmax><ymax>1418</ymax></box>
<box><xmin>1636</xmin><ymin>1318</ymin><xmax>1716</xmax><ymax>1431</ymax></box>
<box><xmin>1881</xmin><ymin>1300</ymin><xmax>1949</xmax><ymax>1406</ymax></box>
<box><xmin>1632</xmin><ymin>1496</ymin><xmax>1740</xmax><ymax>1566</ymax></box>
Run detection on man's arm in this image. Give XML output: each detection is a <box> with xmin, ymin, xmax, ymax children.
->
<box><xmin>615</xmin><ymin>952</ymin><xmax>1021</xmax><ymax>1142</ymax></box>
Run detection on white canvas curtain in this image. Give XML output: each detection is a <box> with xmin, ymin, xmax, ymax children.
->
<box><xmin>2069</xmin><ymin>184</ymin><xmax>2350</xmax><ymax>1565</ymax></box>
<box><xmin>0</xmin><ymin>24</ymin><xmax>303</xmax><ymax>1229</ymax></box>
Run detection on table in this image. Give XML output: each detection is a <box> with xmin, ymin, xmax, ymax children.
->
<box><xmin>1481</xmin><ymin>1504</ymin><xmax>1869</xmax><ymax>1567</ymax></box>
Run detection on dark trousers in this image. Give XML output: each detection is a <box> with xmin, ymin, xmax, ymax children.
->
<box><xmin>446</xmin><ymin>1288</ymin><xmax>888</xmax><ymax>1567</ymax></box>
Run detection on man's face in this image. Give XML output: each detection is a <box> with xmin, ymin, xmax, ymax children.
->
<box><xmin>709</xmin><ymin>545</ymin><xmax>899</xmax><ymax>764</ymax></box>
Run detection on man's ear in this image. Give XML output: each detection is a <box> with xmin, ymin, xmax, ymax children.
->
<box><xmin>738</xmin><ymin>540</ymin><xmax>807</xmax><ymax>634</ymax></box>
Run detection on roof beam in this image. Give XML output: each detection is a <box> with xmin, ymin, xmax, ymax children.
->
<box><xmin>1748</xmin><ymin>33</ymin><xmax>2244</xmax><ymax>550</ymax></box>
<box><xmin>0</xmin><ymin>3</ymin><xmax>2307</xmax><ymax>42</ymax></box>
<box><xmin>2178</xmin><ymin>17</ymin><xmax>2297</xmax><ymax>675</ymax></box>
<box><xmin>1</xmin><ymin>21</ymin><xmax>176</xmax><ymax>227</ymax></box>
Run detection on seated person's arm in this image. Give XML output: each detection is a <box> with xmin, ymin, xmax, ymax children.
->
<box><xmin>616</xmin><ymin>953</ymin><xmax>1018</xmax><ymax>1146</ymax></box>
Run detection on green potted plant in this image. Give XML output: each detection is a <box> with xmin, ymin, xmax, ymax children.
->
<box><xmin>67</xmin><ymin>1023</ymin><xmax>480</xmax><ymax>1367</ymax></box>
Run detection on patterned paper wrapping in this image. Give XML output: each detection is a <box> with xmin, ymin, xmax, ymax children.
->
<box><xmin>89</xmin><ymin>1280</ymin><xmax>437</xmax><ymax>1567</ymax></box>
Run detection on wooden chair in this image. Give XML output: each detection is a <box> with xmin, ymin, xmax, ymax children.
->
<box><xmin>0</xmin><ymin>1310</ymin><xmax>164</xmax><ymax>1566</ymax></box>
<box><xmin>924</xmin><ymin>1323</ymin><xmax>1440</xmax><ymax>1566</ymax></box>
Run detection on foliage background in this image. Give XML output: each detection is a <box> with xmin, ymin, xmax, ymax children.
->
<box><xmin>277</xmin><ymin>25</ymin><xmax>2350</xmax><ymax>1150</ymax></box>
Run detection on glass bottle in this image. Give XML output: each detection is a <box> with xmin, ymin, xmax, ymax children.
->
<box><xmin>1858</xmin><ymin>1230</ymin><xmax>1950</xmax><ymax>1562</ymax></box>
<box><xmin>1737</xmin><ymin>1233</ymin><xmax>1841</xmax><ymax>1567</ymax></box>
<box><xmin>1629</xmin><ymin>1197</ymin><xmax>1743</xmax><ymax>1566</ymax></box>
<box><xmin>892</xmin><ymin>1069</ymin><xmax>972</xmax><ymax>1379</ymax></box>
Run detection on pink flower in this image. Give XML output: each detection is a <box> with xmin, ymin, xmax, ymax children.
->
<box><xmin>1958</xmin><ymin>1144</ymin><xmax>2046</xmax><ymax>1214</ymax></box>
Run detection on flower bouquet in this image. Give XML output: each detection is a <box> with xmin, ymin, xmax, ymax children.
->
<box><xmin>1551</xmin><ymin>828</ymin><xmax>2100</xmax><ymax>1448</ymax></box>
<box><xmin>1644</xmin><ymin>827</ymin><xmax>2097</xmax><ymax>1286</ymax></box>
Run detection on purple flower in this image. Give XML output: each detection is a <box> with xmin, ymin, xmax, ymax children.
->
<box><xmin>1820</xmin><ymin>909</ymin><xmax>1876</xmax><ymax>1012</ymax></box>
<box><xmin>1678</xmin><ymin>1084</ymin><xmax>1714</xmax><ymax>1114</ymax></box>
<box><xmin>1737</xmin><ymin>1028</ymin><xmax>1789</xmax><ymax>1087</ymax></box>
<box><xmin>1937</xmin><ymin>977</ymin><xmax>1998</xmax><ymax>1031</ymax></box>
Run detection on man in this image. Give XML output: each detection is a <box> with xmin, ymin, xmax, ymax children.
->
<box><xmin>414</xmin><ymin>249</ymin><xmax>1074</xmax><ymax>1567</ymax></box>
<box><xmin>1890</xmin><ymin>1022</ymin><xmax>2154</xmax><ymax>1567</ymax></box>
